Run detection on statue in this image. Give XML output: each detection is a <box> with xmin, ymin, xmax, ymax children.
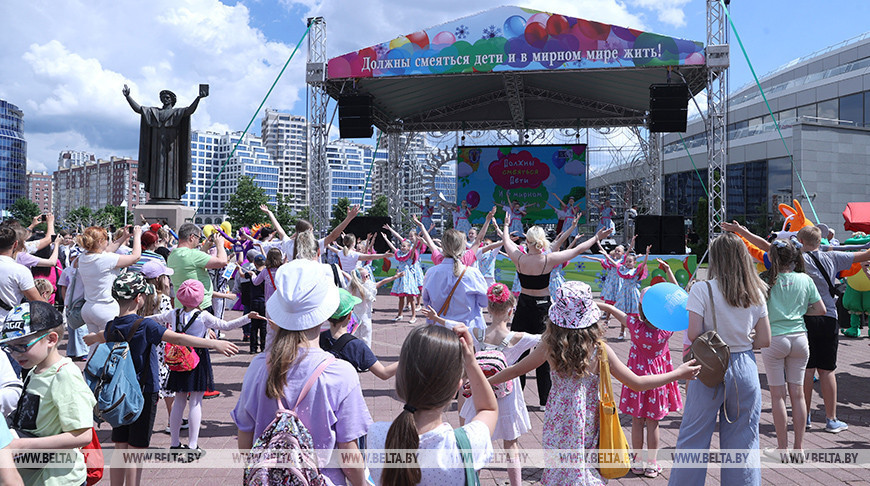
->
<box><xmin>122</xmin><ymin>84</ymin><xmax>208</xmax><ymax>203</ymax></box>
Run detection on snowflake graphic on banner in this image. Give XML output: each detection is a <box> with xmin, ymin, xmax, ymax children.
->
<box><xmin>455</xmin><ymin>24</ymin><xmax>469</xmax><ymax>39</ymax></box>
<box><xmin>594</xmin><ymin>270</ymin><xmax>606</xmax><ymax>291</ymax></box>
<box><xmin>574</xmin><ymin>262</ymin><xmax>586</xmax><ymax>273</ymax></box>
<box><xmin>482</xmin><ymin>25</ymin><xmax>501</xmax><ymax>39</ymax></box>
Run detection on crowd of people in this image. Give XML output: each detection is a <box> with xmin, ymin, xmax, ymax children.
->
<box><xmin>0</xmin><ymin>200</ymin><xmax>862</xmax><ymax>486</ymax></box>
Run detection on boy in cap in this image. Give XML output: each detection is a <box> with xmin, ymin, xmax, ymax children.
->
<box><xmin>1</xmin><ymin>301</ymin><xmax>95</xmax><ymax>486</ymax></box>
<box><xmin>320</xmin><ymin>289</ymin><xmax>397</xmax><ymax>380</ymax></box>
<box><xmin>84</xmin><ymin>272</ymin><xmax>239</xmax><ymax>483</ymax></box>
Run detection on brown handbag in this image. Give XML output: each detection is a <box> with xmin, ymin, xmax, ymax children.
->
<box><xmin>689</xmin><ymin>281</ymin><xmax>731</xmax><ymax>388</ymax></box>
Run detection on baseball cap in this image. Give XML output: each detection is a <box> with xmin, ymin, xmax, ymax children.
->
<box><xmin>266</xmin><ymin>259</ymin><xmax>340</xmax><ymax>331</ymax></box>
<box><xmin>0</xmin><ymin>302</ymin><xmax>64</xmax><ymax>344</ymax></box>
<box><xmin>112</xmin><ymin>272</ymin><xmax>156</xmax><ymax>301</ymax></box>
<box><xmin>141</xmin><ymin>260</ymin><xmax>174</xmax><ymax>279</ymax></box>
<box><xmin>330</xmin><ymin>289</ymin><xmax>362</xmax><ymax>320</ymax></box>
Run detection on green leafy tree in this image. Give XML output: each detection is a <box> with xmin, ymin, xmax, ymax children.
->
<box><xmin>689</xmin><ymin>197</ymin><xmax>709</xmax><ymax>257</ymax></box>
<box><xmin>226</xmin><ymin>176</ymin><xmax>269</xmax><ymax>229</ymax></box>
<box><xmin>273</xmin><ymin>193</ymin><xmax>296</xmax><ymax>230</ymax></box>
<box><xmin>95</xmin><ymin>204</ymin><xmax>133</xmax><ymax>228</ymax></box>
<box><xmin>330</xmin><ymin>197</ymin><xmax>351</xmax><ymax>230</ymax></box>
<box><xmin>9</xmin><ymin>198</ymin><xmax>40</xmax><ymax>226</ymax></box>
<box><xmin>368</xmin><ymin>195</ymin><xmax>389</xmax><ymax>217</ymax></box>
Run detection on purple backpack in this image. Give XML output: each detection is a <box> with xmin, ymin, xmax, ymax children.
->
<box><xmin>244</xmin><ymin>357</ymin><xmax>336</xmax><ymax>486</ymax></box>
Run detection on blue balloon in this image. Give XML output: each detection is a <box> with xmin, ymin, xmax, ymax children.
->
<box><xmin>504</xmin><ymin>15</ymin><xmax>526</xmax><ymax>39</ymax></box>
<box><xmin>641</xmin><ymin>282</ymin><xmax>689</xmax><ymax>332</ymax></box>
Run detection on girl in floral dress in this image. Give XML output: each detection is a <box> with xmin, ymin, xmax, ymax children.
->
<box><xmin>584</xmin><ymin>244</ymin><xmax>627</xmax><ymax>324</ymax></box>
<box><xmin>598</xmin><ymin>261</ymin><xmax>683</xmax><ymax>478</ymax></box>
<box><xmin>382</xmin><ymin>237</ymin><xmax>420</xmax><ymax>323</ymax></box>
<box><xmin>614</xmin><ymin>246</ymin><xmax>651</xmax><ymax>340</ymax></box>
<box><xmin>489</xmin><ymin>281</ymin><xmax>700</xmax><ymax>485</ymax></box>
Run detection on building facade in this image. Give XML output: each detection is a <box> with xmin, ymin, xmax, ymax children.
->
<box><xmin>326</xmin><ymin>140</ymin><xmax>372</xmax><ymax>210</ymax></box>
<box><xmin>591</xmin><ymin>32</ymin><xmax>870</xmax><ymax>236</ymax></box>
<box><xmin>26</xmin><ymin>171</ymin><xmax>52</xmax><ymax>214</ymax></box>
<box><xmin>261</xmin><ymin>110</ymin><xmax>308</xmax><ymax>213</ymax></box>
<box><xmin>53</xmin><ymin>156</ymin><xmax>147</xmax><ymax>219</ymax></box>
<box><xmin>183</xmin><ymin>131</ymin><xmax>278</xmax><ymax>224</ymax></box>
<box><xmin>0</xmin><ymin>100</ymin><xmax>26</xmax><ymax>212</ymax></box>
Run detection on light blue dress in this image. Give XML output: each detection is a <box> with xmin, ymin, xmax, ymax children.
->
<box><xmin>600</xmin><ymin>257</ymin><xmax>624</xmax><ymax>303</ymax></box>
<box><xmin>614</xmin><ymin>265</ymin><xmax>647</xmax><ymax>315</ymax></box>
<box><xmin>389</xmin><ymin>249</ymin><xmax>421</xmax><ymax>297</ymax></box>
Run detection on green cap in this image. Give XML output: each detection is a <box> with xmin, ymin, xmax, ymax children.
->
<box><xmin>330</xmin><ymin>289</ymin><xmax>362</xmax><ymax>320</ymax></box>
<box><xmin>112</xmin><ymin>272</ymin><xmax>156</xmax><ymax>301</ymax></box>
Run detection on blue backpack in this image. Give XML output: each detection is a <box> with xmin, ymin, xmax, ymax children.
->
<box><xmin>84</xmin><ymin>318</ymin><xmax>145</xmax><ymax>427</ymax></box>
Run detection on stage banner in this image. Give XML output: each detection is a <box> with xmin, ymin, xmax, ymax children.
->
<box><xmin>456</xmin><ymin>145</ymin><xmax>586</xmax><ymax>226</ymax></box>
<box><xmin>328</xmin><ymin>6</ymin><xmax>705</xmax><ymax>79</ymax></box>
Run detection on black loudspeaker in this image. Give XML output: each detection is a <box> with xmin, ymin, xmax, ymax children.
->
<box><xmin>344</xmin><ymin>216</ymin><xmax>391</xmax><ymax>252</ymax></box>
<box><xmin>634</xmin><ymin>215</ymin><xmax>686</xmax><ymax>254</ymax></box>
<box><xmin>660</xmin><ymin>234</ymin><xmax>686</xmax><ymax>254</ymax></box>
<box><xmin>660</xmin><ymin>215</ymin><xmax>685</xmax><ymax>236</ymax></box>
<box><xmin>635</xmin><ymin>234</ymin><xmax>661</xmax><ymax>254</ymax></box>
<box><xmin>649</xmin><ymin>84</ymin><xmax>689</xmax><ymax>133</ymax></box>
<box><xmin>338</xmin><ymin>95</ymin><xmax>374</xmax><ymax>138</ymax></box>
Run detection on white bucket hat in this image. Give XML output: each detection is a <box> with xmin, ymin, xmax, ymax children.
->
<box><xmin>266</xmin><ymin>259</ymin><xmax>340</xmax><ymax>331</ymax></box>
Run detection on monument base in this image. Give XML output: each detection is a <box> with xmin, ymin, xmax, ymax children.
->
<box><xmin>134</xmin><ymin>204</ymin><xmax>196</xmax><ymax>229</ymax></box>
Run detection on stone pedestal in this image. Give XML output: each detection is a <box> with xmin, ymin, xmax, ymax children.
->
<box><xmin>134</xmin><ymin>204</ymin><xmax>196</xmax><ymax>229</ymax></box>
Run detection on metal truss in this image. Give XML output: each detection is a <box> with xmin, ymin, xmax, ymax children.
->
<box><xmin>306</xmin><ymin>17</ymin><xmax>329</xmax><ymax>233</ymax></box>
<box><xmin>503</xmin><ymin>73</ymin><xmax>525</xmax><ymax>140</ymax></box>
<box><xmin>630</xmin><ymin>126</ymin><xmax>662</xmax><ymax>215</ymax></box>
<box><xmin>385</xmin><ymin>131</ymin><xmax>417</xmax><ymax>231</ymax></box>
<box><xmin>706</xmin><ymin>0</ymin><xmax>729</xmax><ymax>243</ymax></box>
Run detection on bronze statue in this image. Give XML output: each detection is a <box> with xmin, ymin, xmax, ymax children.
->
<box><xmin>122</xmin><ymin>84</ymin><xmax>208</xmax><ymax>203</ymax></box>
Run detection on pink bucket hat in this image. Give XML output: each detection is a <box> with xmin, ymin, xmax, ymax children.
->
<box><xmin>176</xmin><ymin>279</ymin><xmax>205</xmax><ymax>309</ymax></box>
<box><xmin>548</xmin><ymin>281</ymin><xmax>601</xmax><ymax>329</ymax></box>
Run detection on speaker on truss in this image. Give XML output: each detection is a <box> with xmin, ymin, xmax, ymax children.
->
<box><xmin>649</xmin><ymin>83</ymin><xmax>689</xmax><ymax>133</ymax></box>
<box><xmin>338</xmin><ymin>95</ymin><xmax>374</xmax><ymax>138</ymax></box>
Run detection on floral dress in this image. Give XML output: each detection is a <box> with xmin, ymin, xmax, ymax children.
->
<box><xmin>614</xmin><ymin>264</ymin><xmax>647</xmax><ymax>315</ymax></box>
<box><xmin>619</xmin><ymin>315</ymin><xmax>682</xmax><ymax>420</ymax></box>
<box><xmin>548</xmin><ymin>251</ymin><xmax>567</xmax><ymax>301</ymax></box>
<box><xmin>600</xmin><ymin>257</ymin><xmax>624</xmax><ymax>304</ymax></box>
<box><xmin>410</xmin><ymin>241</ymin><xmax>426</xmax><ymax>291</ymax></box>
<box><xmin>389</xmin><ymin>249</ymin><xmax>421</xmax><ymax>297</ymax></box>
<box><xmin>154</xmin><ymin>293</ymin><xmax>174</xmax><ymax>398</ymax></box>
<box><xmin>453</xmin><ymin>208</ymin><xmax>471</xmax><ymax>233</ymax></box>
<box><xmin>542</xmin><ymin>350</ymin><xmax>605</xmax><ymax>486</ymax></box>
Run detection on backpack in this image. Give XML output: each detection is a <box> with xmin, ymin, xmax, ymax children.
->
<box><xmin>244</xmin><ymin>357</ymin><xmax>336</xmax><ymax>486</ymax></box>
<box><xmin>688</xmin><ymin>282</ymin><xmax>731</xmax><ymax>389</ymax></box>
<box><xmin>164</xmin><ymin>310</ymin><xmax>202</xmax><ymax>372</ymax></box>
<box><xmin>462</xmin><ymin>332</ymin><xmax>514</xmax><ymax>399</ymax></box>
<box><xmin>84</xmin><ymin>318</ymin><xmax>145</xmax><ymax>427</ymax></box>
<box><xmin>65</xmin><ymin>259</ymin><xmax>87</xmax><ymax>330</ymax></box>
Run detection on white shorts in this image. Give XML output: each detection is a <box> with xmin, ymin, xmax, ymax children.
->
<box><xmin>761</xmin><ymin>332</ymin><xmax>809</xmax><ymax>386</ymax></box>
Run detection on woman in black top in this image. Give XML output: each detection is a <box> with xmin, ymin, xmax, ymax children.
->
<box><xmin>501</xmin><ymin>212</ymin><xmax>612</xmax><ymax>406</ymax></box>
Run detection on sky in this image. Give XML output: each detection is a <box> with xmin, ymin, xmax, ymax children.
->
<box><xmin>2</xmin><ymin>0</ymin><xmax>870</xmax><ymax>173</ymax></box>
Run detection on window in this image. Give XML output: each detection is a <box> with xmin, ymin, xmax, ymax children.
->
<box><xmin>797</xmin><ymin>104</ymin><xmax>816</xmax><ymax>119</ymax></box>
<box><xmin>839</xmin><ymin>93</ymin><xmax>863</xmax><ymax>126</ymax></box>
<box><xmin>817</xmin><ymin>99</ymin><xmax>838</xmax><ymax>121</ymax></box>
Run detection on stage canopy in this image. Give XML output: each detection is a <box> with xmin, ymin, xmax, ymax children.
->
<box><xmin>325</xmin><ymin>6</ymin><xmax>709</xmax><ymax>132</ymax></box>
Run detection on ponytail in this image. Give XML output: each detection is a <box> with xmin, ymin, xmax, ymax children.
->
<box><xmin>383</xmin><ymin>409</ymin><xmax>422</xmax><ymax>486</ymax></box>
<box><xmin>441</xmin><ymin>229</ymin><xmax>466</xmax><ymax>277</ymax></box>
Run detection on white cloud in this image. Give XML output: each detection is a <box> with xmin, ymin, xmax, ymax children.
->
<box><xmin>629</xmin><ymin>0</ymin><xmax>692</xmax><ymax>28</ymax></box>
<box><xmin>1</xmin><ymin>0</ymin><xmax>302</xmax><ymax>172</ymax></box>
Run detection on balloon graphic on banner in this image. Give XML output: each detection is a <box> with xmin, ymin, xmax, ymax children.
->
<box><xmin>466</xmin><ymin>191</ymin><xmax>480</xmax><ymax>209</ymax></box>
<box><xmin>650</xmin><ymin>276</ymin><xmax>666</xmax><ymax>286</ymax></box>
<box><xmin>674</xmin><ymin>269</ymin><xmax>691</xmax><ymax>287</ymax></box>
<box><xmin>372</xmin><ymin>259</ymin><xmax>383</xmax><ymax>274</ymax></box>
<box><xmin>433</xmin><ymin>31</ymin><xmax>455</xmax><ymax>45</ymax></box>
<box><xmin>382</xmin><ymin>258</ymin><xmax>391</xmax><ymax>273</ymax></box>
<box><xmin>651</xmin><ymin>268</ymin><xmax>666</xmax><ymax>280</ymax></box>
<box><xmin>552</xmin><ymin>150</ymin><xmax>568</xmax><ymax>169</ymax></box>
<box><xmin>848</xmin><ymin>268</ymin><xmax>870</xmax><ymax>291</ymax></box>
<box><xmin>524</xmin><ymin>21</ymin><xmax>548</xmax><ymax>49</ymax></box>
<box><xmin>504</xmin><ymin>15</ymin><xmax>526</xmax><ymax>38</ymax></box>
<box><xmin>641</xmin><ymin>282</ymin><xmax>689</xmax><ymax>331</ymax></box>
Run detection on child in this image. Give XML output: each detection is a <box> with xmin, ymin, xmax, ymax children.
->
<box><xmin>614</xmin><ymin>246</ymin><xmax>651</xmax><ymax>340</ymax></box>
<box><xmin>147</xmin><ymin>279</ymin><xmax>259</xmax><ymax>457</ymax></box>
<box><xmin>251</xmin><ymin>247</ymin><xmax>283</xmax><ymax>303</ymax></box>
<box><xmin>382</xmin><ymin>237</ymin><xmax>421</xmax><ymax>323</ymax></box>
<box><xmin>583</xmin><ymin>244</ymin><xmax>628</xmax><ymax>325</ymax></box>
<box><xmin>140</xmin><ymin>260</ymin><xmax>186</xmax><ymax>435</ymax></box>
<box><xmin>32</xmin><ymin>278</ymin><xmax>53</xmax><ymax>303</ymax></box>
<box><xmin>475</xmin><ymin>237</ymin><xmax>503</xmax><ymax>287</ymax></box>
<box><xmin>320</xmin><ymin>289</ymin><xmax>398</xmax><ymax>380</ymax></box>
<box><xmin>489</xmin><ymin>281</ymin><xmax>700</xmax><ymax>486</ymax></box>
<box><xmin>332</xmin><ymin>234</ymin><xmax>392</xmax><ymax>273</ymax></box>
<box><xmin>246</xmin><ymin>253</ymin><xmax>268</xmax><ymax>353</ymax></box>
<box><xmin>346</xmin><ymin>267</ymin><xmax>403</xmax><ymax>348</ymax></box>
<box><xmin>83</xmin><ymin>272</ymin><xmax>239</xmax><ymax>483</ymax></box>
<box><xmin>366</xmin><ymin>324</ymin><xmax>498</xmax><ymax>485</ymax></box>
<box><xmin>598</xmin><ymin>261</ymin><xmax>683</xmax><ymax>478</ymax></box>
<box><xmin>428</xmin><ymin>283</ymin><xmax>537</xmax><ymax>486</ymax></box>
<box><xmin>232</xmin><ymin>259</ymin><xmax>371</xmax><ymax>486</ymax></box>
<box><xmin>1</xmin><ymin>301</ymin><xmax>95</xmax><ymax>486</ymax></box>
<box><xmin>56</xmin><ymin>257</ymin><xmax>88</xmax><ymax>360</ymax></box>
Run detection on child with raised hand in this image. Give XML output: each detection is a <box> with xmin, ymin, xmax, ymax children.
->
<box><xmin>84</xmin><ymin>272</ymin><xmax>239</xmax><ymax>483</ymax></box>
<box><xmin>489</xmin><ymin>281</ymin><xmax>700</xmax><ymax>486</ymax></box>
<box><xmin>320</xmin><ymin>288</ymin><xmax>398</xmax><ymax>380</ymax></box>
<box><xmin>614</xmin><ymin>245</ymin><xmax>651</xmax><ymax>340</ymax></box>
<box><xmin>146</xmin><ymin>279</ymin><xmax>260</xmax><ymax>459</ymax></box>
<box><xmin>367</xmin><ymin>324</ymin><xmax>498</xmax><ymax>485</ymax></box>
<box><xmin>597</xmin><ymin>260</ymin><xmax>683</xmax><ymax>478</ymax></box>
<box><xmin>427</xmin><ymin>282</ymin><xmax>537</xmax><ymax>486</ymax></box>
<box><xmin>381</xmin><ymin>235</ymin><xmax>421</xmax><ymax>323</ymax></box>
<box><xmin>346</xmin><ymin>266</ymin><xmax>403</xmax><ymax>348</ymax></box>
<box><xmin>583</xmin><ymin>242</ymin><xmax>629</xmax><ymax>325</ymax></box>
<box><xmin>1</xmin><ymin>301</ymin><xmax>95</xmax><ymax>486</ymax></box>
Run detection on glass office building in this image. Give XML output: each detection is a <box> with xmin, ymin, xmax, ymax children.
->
<box><xmin>0</xmin><ymin>100</ymin><xmax>26</xmax><ymax>212</ymax></box>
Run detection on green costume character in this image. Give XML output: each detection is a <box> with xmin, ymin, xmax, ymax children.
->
<box><xmin>841</xmin><ymin>234</ymin><xmax>870</xmax><ymax>337</ymax></box>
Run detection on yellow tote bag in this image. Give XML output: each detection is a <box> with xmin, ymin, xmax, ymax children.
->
<box><xmin>597</xmin><ymin>341</ymin><xmax>631</xmax><ymax>479</ymax></box>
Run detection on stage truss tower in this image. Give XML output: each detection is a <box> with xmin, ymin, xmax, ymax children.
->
<box><xmin>706</xmin><ymin>0</ymin><xmax>730</xmax><ymax>243</ymax></box>
<box><xmin>306</xmin><ymin>17</ymin><xmax>330</xmax><ymax>233</ymax></box>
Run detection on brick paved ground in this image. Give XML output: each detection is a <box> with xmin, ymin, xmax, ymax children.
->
<box><xmin>78</xmin><ymin>289</ymin><xmax>870</xmax><ymax>485</ymax></box>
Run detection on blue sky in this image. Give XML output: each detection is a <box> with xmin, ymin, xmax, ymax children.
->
<box><xmin>2</xmin><ymin>0</ymin><xmax>869</xmax><ymax>172</ymax></box>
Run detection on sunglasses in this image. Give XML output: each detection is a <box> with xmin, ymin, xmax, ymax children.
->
<box><xmin>3</xmin><ymin>332</ymin><xmax>50</xmax><ymax>353</ymax></box>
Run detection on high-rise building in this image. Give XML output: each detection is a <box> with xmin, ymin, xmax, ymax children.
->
<box><xmin>183</xmin><ymin>131</ymin><xmax>278</xmax><ymax>224</ymax></box>
<box><xmin>26</xmin><ymin>171</ymin><xmax>52</xmax><ymax>214</ymax></box>
<box><xmin>261</xmin><ymin>110</ymin><xmax>308</xmax><ymax>213</ymax></box>
<box><xmin>53</xmin><ymin>156</ymin><xmax>147</xmax><ymax>219</ymax></box>
<box><xmin>0</xmin><ymin>99</ymin><xmax>27</xmax><ymax>212</ymax></box>
<box><xmin>326</xmin><ymin>140</ymin><xmax>372</xmax><ymax>210</ymax></box>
